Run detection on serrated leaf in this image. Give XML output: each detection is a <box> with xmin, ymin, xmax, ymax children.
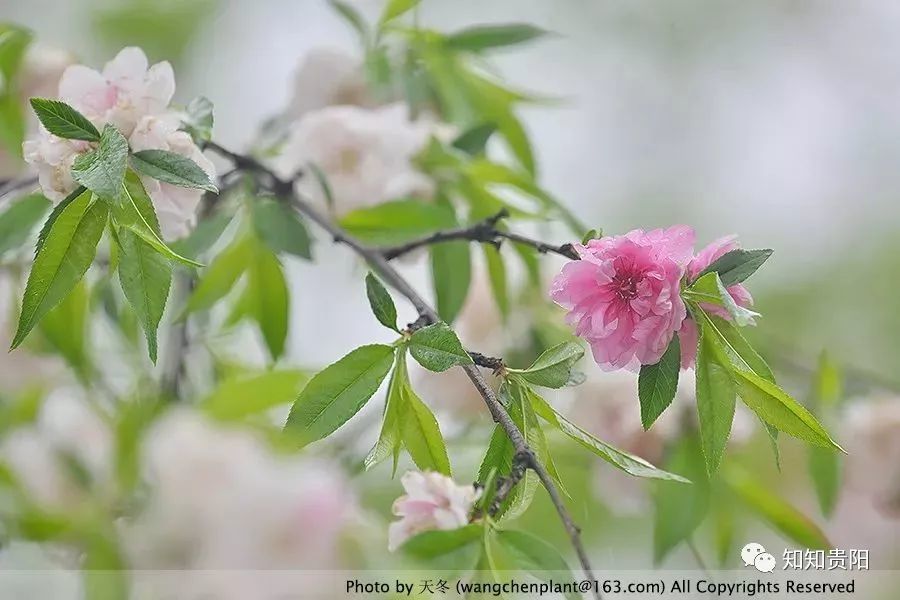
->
<box><xmin>28</xmin><ymin>98</ymin><xmax>99</xmax><ymax>141</ymax></box>
<box><xmin>430</xmin><ymin>240</ymin><xmax>471</xmax><ymax>324</ymax></box>
<box><xmin>11</xmin><ymin>193</ymin><xmax>107</xmax><ymax>349</ymax></box>
<box><xmin>35</xmin><ymin>186</ymin><xmax>85</xmax><ymax>256</ymax></box>
<box><xmin>408</xmin><ymin>322</ymin><xmax>473</xmax><ymax>372</ymax></box>
<box><xmin>402</xmin><ymin>377</ymin><xmax>451</xmax><ymax>476</ymax></box>
<box><xmin>365</xmin><ymin>272</ymin><xmax>398</xmax><ymax>332</ymax></box>
<box><xmin>252</xmin><ymin>199</ymin><xmax>312</xmax><ymax>259</ymax></box>
<box><xmin>697</xmin><ymin>248</ymin><xmax>773</xmax><ymax>287</ymax></box>
<box><xmin>638</xmin><ymin>337</ymin><xmax>681</xmax><ymax>429</ymax></box>
<box><xmin>130</xmin><ymin>149</ymin><xmax>217</xmax><ymax>192</ymax></box>
<box><xmin>695</xmin><ymin>325</ymin><xmax>736</xmax><ymax>475</ymax></box>
<box><xmin>0</xmin><ymin>193</ymin><xmax>50</xmax><ymax>255</ymax></box>
<box><xmin>513</xmin><ymin>342</ymin><xmax>584</xmax><ymax>389</ymax></box>
<box><xmin>116</xmin><ymin>228</ymin><xmax>171</xmax><ymax>363</ymax></box>
<box><xmin>724</xmin><ymin>465</ymin><xmax>830</xmax><ymax>549</ymax></box>
<box><xmin>527</xmin><ymin>389</ymin><xmax>690</xmax><ymax>483</ymax></box>
<box><xmin>285</xmin><ymin>344</ymin><xmax>395</xmax><ymax>446</ymax></box>
<box><xmin>72</xmin><ymin>124</ymin><xmax>128</xmax><ymax>202</ymax></box>
<box><xmin>446</xmin><ymin>23</ymin><xmax>547</xmax><ymax>52</ymax></box>
<box><xmin>201</xmin><ymin>370</ymin><xmax>308</xmax><ymax>420</ymax></box>
<box><xmin>365</xmin><ymin>353</ymin><xmax>405</xmax><ymax>474</ymax></box>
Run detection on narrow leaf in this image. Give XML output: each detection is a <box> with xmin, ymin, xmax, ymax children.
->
<box><xmin>243</xmin><ymin>243</ymin><xmax>289</xmax><ymax>361</ymax></box>
<box><xmin>513</xmin><ymin>341</ymin><xmax>584</xmax><ymax>389</ymax></box>
<box><xmin>402</xmin><ymin>380</ymin><xmax>452</xmax><ymax>475</ymax></box>
<box><xmin>496</xmin><ymin>529</ymin><xmax>576</xmax><ymax>598</ymax></box>
<box><xmin>285</xmin><ymin>344</ymin><xmax>395</xmax><ymax>446</ymax></box>
<box><xmin>698</xmin><ymin>248</ymin><xmax>773</xmax><ymax>287</ymax></box>
<box><xmin>252</xmin><ymin>199</ymin><xmax>312</xmax><ymax>259</ymax></box>
<box><xmin>483</xmin><ymin>244</ymin><xmax>509</xmax><ymax>317</ymax></box>
<box><xmin>339</xmin><ymin>199</ymin><xmax>455</xmax><ymax>245</ymax></box>
<box><xmin>29</xmin><ymin>98</ymin><xmax>100</xmax><ymax>141</ymax></box>
<box><xmin>365</xmin><ymin>353</ymin><xmax>405</xmax><ymax>473</ymax></box>
<box><xmin>430</xmin><ymin>241</ymin><xmax>471</xmax><ymax>324</ymax></box>
<box><xmin>380</xmin><ymin>0</ymin><xmax>420</xmax><ymax>25</ymax></box>
<box><xmin>408</xmin><ymin>322</ymin><xmax>473</xmax><ymax>372</ymax></box>
<box><xmin>365</xmin><ymin>272</ymin><xmax>398</xmax><ymax>332</ymax></box>
<box><xmin>653</xmin><ymin>436</ymin><xmax>709</xmax><ymax>563</ymax></box>
<box><xmin>0</xmin><ymin>193</ymin><xmax>50</xmax><ymax>255</ymax></box>
<box><xmin>183</xmin><ymin>236</ymin><xmax>252</xmax><ymax>314</ymax></box>
<box><xmin>446</xmin><ymin>24</ymin><xmax>547</xmax><ymax>52</ymax></box>
<box><xmin>695</xmin><ymin>327</ymin><xmax>736</xmax><ymax>474</ymax></box>
<box><xmin>401</xmin><ymin>524</ymin><xmax>482</xmax><ymax>558</ymax></box>
<box><xmin>202</xmin><ymin>370</ymin><xmax>309</xmax><ymax>420</ymax></box>
<box><xmin>130</xmin><ymin>149</ymin><xmax>217</xmax><ymax>192</ymax></box>
<box><xmin>638</xmin><ymin>337</ymin><xmax>681</xmax><ymax>429</ymax></box>
<box><xmin>451</xmin><ymin>123</ymin><xmax>496</xmax><ymax>155</ymax></box>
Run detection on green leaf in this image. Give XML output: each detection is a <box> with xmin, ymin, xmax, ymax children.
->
<box><xmin>28</xmin><ymin>98</ymin><xmax>100</xmax><ymax>141</ymax></box>
<box><xmin>695</xmin><ymin>325</ymin><xmax>736</xmax><ymax>475</ymax></box>
<box><xmin>408</xmin><ymin>322</ymin><xmax>473</xmax><ymax>372</ymax></box>
<box><xmin>379</xmin><ymin>0</ymin><xmax>420</xmax><ymax>26</ymax></box>
<box><xmin>446</xmin><ymin>24</ymin><xmax>547</xmax><ymax>52</ymax></box>
<box><xmin>130</xmin><ymin>149</ymin><xmax>217</xmax><ymax>193</ymax></box>
<box><xmin>116</xmin><ymin>229</ymin><xmax>172</xmax><ymax>363</ymax></box>
<box><xmin>653</xmin><ymin>436</ymin><xmax>709</xmax><ymax>563</ymax></box>
<box><xmin>242</xmin><ymin>243</ymin><xmax>290</xmax><ymax>361</ymax></box>
<box><xmin>527</xmin><ymin>389</ymin><xmax>690</xmax><ymax>483</ymax></box>
<box><xmin>252</xmin><ymin>199</ymin><xmax>312</xmax><ymax>259</ymax></box>
<box><xmin>483</xmin><ymin>245</ymin><xmax>509</xmax><ymax>318</ymax></box>
<box><xmin>0</xmin><ymin>24</ymin><xmax>32</xmax><ymax>83</ymax></box>
<box><xmin>115</xmin><ymin>174</ymin><xmax>203</xmax><ymax>267</ymax></box>
<box><xmin>181</xmin><ymin>96</ymin><xmax>214</xmax><ymax>143</ymax></box>
<box><xmin>813</xmin><ymin>352</ymin><xmax>843</xmax><ymax>409</ymax></box>
<box><xmin>202</xmin><ymin>370</ymin><xmax>309</xmax><ymax>420</ymax></box>
<box><xmin>365</xmin><ymin>353</ymin><xmax>405</xmax><ymax>474</ymax></box>
<box><xmin>365</xmin><ymin>272</ymin><xmax>398</xmax><ymax>332</ymax></box>
<box><xmin>700</xmin><ymin>312</ymin><xmax>774</xmax><ymax>382</ymax></box>
<box><xmin>809</xmin><ymin>445</ymin><xmax>841</xmax><ymax>517</ymax></box>
<box><xmin>496</xmin><ymin>530</ymin><xmax>576</xmax><ymax>597</ymax></box>
<box><xmin>35</xmin><ymin>186</ymin><xmax>84</xmax><ymax>256</ymax></box>
<box><xmin>183</xmin><ymin>237</ymin><xmax>252</xmax><ymax>314</ymax></box>
<box><xmin>339</xmin><ymin>199</ymin><xmax>455</xmax><ymax>245</ymax></box>
<box><xmin>451</xmin><ymin>123</ymin><xmax>497</xmax><ymax>155</ymax></box>
<box><xmin>169</xmin><ymin>210</ymin><xmax>232</xmax><ymax>259</ymax></box>
<box><xmin>686</xmin><ymin>272</ymin><xmax>759</xmax><ymax>326</ymax></box>
<box><xmin>698</xmin><ymin>248</ymin><xmax>773</xmax><ymax>287</ymax></box>
<box><xmin>430</xmin><ymin>240</ymin><xmax>471</xmax><ymax>323</ymax></box>
<box><xmin>39</xmin><ymin>279</ymin><xmax>91</xmax><ymax>380</ymax></box>
<box><xmin>401</xmin><ymin>524</ymin><xmax>482</xmax><ymax>558</ymax></box>
<box><xmin>72</xmin><ymin>124</ymin><xmax>129</xmax><ymax>203</ymax></box>
<box><xmin>733</xmin><ymin>369</ymin><xmax>844</xmax><ymax>452</ymax></box>
<box><xmin>724</xmin><ymin>465</ymin><xmax>830</xmax><ymax>549</ymax></box>
<box><xmin>285</xmin><ymin>344</ymin><xmax>395</xmax><ymax>446</ymax></box>
<box><xmin>329</xmin><ymin>1</ymin><xmax>369</xmax><ymax>44</ymax></box>
<box><xmin>512</xmin><ymin>342</ymin><xmax>584</xmax><ymax>389</ymax></box>
<box><xmin>11</xmin><ymin>192</ymin><xmax>107</xmax><ymax>349</ymax></box>
<box><xmin>402</xmin><ymin>377</ymin><xmax>452</xmax><ymax>475</ymax></box>
<box><xmin>0</xmin><ymin>193</ymin><xmax>50</xmax><ymax>255</ymax></box>
<box><xmin>638</xmin><ymin>337</ymin><xmax>681</xmax><ymax>429</ymax></box>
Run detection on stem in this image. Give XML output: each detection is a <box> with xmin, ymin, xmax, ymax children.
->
<box><xmin>205</xmin><ymin>143</ymin><xmax>600</xmax><ymax>597</ymax></box>
<box><xmin>0</xmin><ymin>175</ymin><xmax>38</xmax><ymax>208</ymax></box>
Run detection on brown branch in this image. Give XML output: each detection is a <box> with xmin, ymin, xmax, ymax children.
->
<box><xmin>205</xmin><ymin>143</ymin><xmax>599</xmax><ymax>596</ymax></box>
<box><xmin>380</xmin><ymin>208</ymin><xmax>580</xmax><ymax>261</ymax></box>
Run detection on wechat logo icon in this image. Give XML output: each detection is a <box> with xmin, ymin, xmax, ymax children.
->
<box><xmin>741</xmin><ymin>543</ymin><xmax>776</xmax><ymax>573</ymax></box>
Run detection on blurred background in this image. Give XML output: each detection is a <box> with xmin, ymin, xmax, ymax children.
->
<box><xmin>1</xmin><ymin>0</ymin><xmax>899</xmax><ymax>596</ymax></box>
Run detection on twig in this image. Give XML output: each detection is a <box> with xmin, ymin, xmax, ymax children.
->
<box><xmin>205</xmin><ymin>143</ymin><xmax>600</xmax><ymax>598</ymax></box>
<box><xmin>0</xmin><ymin>175</ymin><xmax>38</xmax><ymax>209</ymax></box>
<box><xmin>380</xmin><ymin>209</ymin><xmax>580</xmax><ymax>261</ymax></box>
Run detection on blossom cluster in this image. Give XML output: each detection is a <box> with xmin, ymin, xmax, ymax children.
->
<box><xmin>22</xmin><ymin>47</ymin><xmax>215</xmax><ymax>239</ymax></box>
<box><xmin>551</xmin><ymin>226</ymin><xmax>753</xmax><ymax>371</ymax></box>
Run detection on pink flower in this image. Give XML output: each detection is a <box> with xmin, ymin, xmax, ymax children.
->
<box><xmin>550</xmin><ymin>226</ymin><xmax>695</xmax><ymax>371</ymax></box>
<box><xmin>388</xmin><ymin>471</ymin><xmax>480</xmax><ymax>551</ymax></box>
<box><xmin>58</xmin><ymin>47</ymin><xmax>174</xmax><ymax>137</ymax></box>
<box><xmin>678</xmin><ymin>236</ymin><xmax>754</xmax><ymax>368</ymax></box>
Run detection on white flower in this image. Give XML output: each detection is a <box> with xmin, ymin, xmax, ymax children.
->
<box><xmin>285</xmin><ymin>48</ymin><xmax>371</xmax><ymax>119</ymax></box>
<box><xmin>125</xmin><ymin>411</ymin><xmax>353</xmax><ymax>571</ymax></box>
<box><xmin>388</xmin><ymin>471</ymin><xmax>480</xmax><ymax>551</ymax></box>
<box><xmin>58</xmin><ymin>46</ymin><xmax>174</xmax><ymax>137</ymax></box>
<box><xmin>22</xmin><ymin>133</ymin><xmax>87</xmax><ymax>201</ymax></box>
<box><xmin>130</xmin><ymin>114</ymin><xmax>217</xmax><ymax>239</ymax></box>
<box><xmin>277</xmin><ymin>102</ymin><xmax>437</xmax><ymax>215</ymax></box>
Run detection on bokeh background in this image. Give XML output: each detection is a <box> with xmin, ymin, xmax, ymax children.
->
<box><xmin>2</xmin><ymin>0</ymin><xmax>900</xmax><ymax>595</ymax></box>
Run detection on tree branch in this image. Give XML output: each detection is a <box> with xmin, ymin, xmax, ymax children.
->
<box><xmin>380</xmin><ymin>208</ymin><xmax>581</xmax><ymax>261</ymax></box>
<box><xmin>205</xmin><ymin>143</ymin><xmax>599</xmax><ymax>596</ymax></box>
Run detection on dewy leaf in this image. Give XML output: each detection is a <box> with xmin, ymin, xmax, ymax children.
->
<box><xmin>379</xmin><ymin>0</ymin><xmax>421</xmax><ymax>26</ymax></box>
<box><xmin>116</xmin><ymin>229</ymin><xmax>172</xmax><ymax>363</ymax></box>
<box><xmin>733</xmin><ymin>369</ymin><xmax>844</xmax><ymax>452</ymax></box>
<box><xmin>365</xmin><ymin>272</ymin><xmax>398</xmax><ymax>332</ymax></box>
<box><xmin>183</xmin><ymin>236</ymin><xmax>252</xmax><ymax>314</ymax></box>
<box><xmin>513</xmin><ymin>341</ymin><xmax>584</xmax><ymax>389</ymax></box>
<box><xmin>28</xmin><ymin>98</ymin><xmax>100</xmax><ymax>141</ymax></box>
<box><xmin>697</xmin><ymin>248</ymin><xmax>773</xmax><ymax>287</ymax></box>
<box><xmin>526</xmin><ymin>388</ymin><xmax>690</xmax><ymax>483</ymax></box>
<box><xmin>201</xmin><ymin>370</ymin><xmax>309</xmax><ymax>420</ymax></box>
<box><xmin>695</xmin><ymin>326</ymin><xmax>736</xmax><ymax>475</ymax></box>
<box><xmin>11</xmin><ymin>192</ymin><xmax>108</xmax><ymax>349</ymax></box>
<box><xmin>285</xmin><ymin>344</ymin><xmax>395</xmax><ymax>446</ymax></box>
<box><xmin>446</xmin><ymin>24</ymin><xmax>548</xmax><ymax>52</ymax></box>
<box><xmin>724</xmin><ymin>465</ymin><xmax>830</xmax><ymax>549</ymax></box>
<box><xmin>638</xmin><ymin>337</ymin><xmax>681</xmax><ymax>430</ymax></box>
<box><xmin>252</xmin><ymin>199</ymin><xmax>312</xmax><ymax>259</ymax></box>
<box><xmin>430</xmin><ymin>240</ymin><xmax>471</xmax><ymax>324</ymax></box>
<box><xmin>0</xmin><ymin>193</ymin><xmax>50</xmax><ymax>255</ymax></box>
<box><xmin>408</xmin><ymin>322</ymin><xmax>474</xmax><ymax>372</ymax></box>
<box><xmin>130</xmin><ymin>149</ymin><xmax>217</xmax><ymax>192</ymax></box>
<box><xmin>339</xmin><ymin>199</ymin><xmax>455</xmax><ymax>245</ymax></box>
<box><xmin>72</xmin><ymin>124</ymin><xmax>128</xmax><ymax>203</ymax></box>
<box><xmin>402</xmin><ymin>378</ymin><xmax>452</xmax><ymax>476</ymax></box>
